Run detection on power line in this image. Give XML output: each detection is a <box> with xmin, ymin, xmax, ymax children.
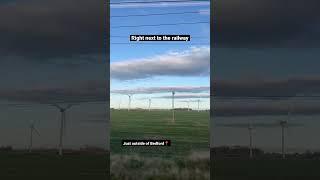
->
<box><xmin>111</xmin><ymin>21</ymin><xmax>209</xmax><ymax>29</ymax></box>
<box><xmin>110</xmin><ymin>0</ymin><xmax>209</xmax><ymax>5</ymax></box>
<box><xmin>111</xmin><ymin>11</ymin><xmax>202</xmax><ymax>18</ymax></box>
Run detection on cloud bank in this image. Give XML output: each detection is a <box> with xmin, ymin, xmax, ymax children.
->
<box><xmin>111</xmin><ymin>86</ymin><xmax>209</xmax><ymax>94</ymax></box>
<box><xmin>213</xmin><ymin>77</ymin><xmax>320</xmax><ymax>98</ymax></box>
<box><xmin>215</xmin><ymin>0</ymin><xmax>320</xmax><ymax>47</ymax></box>
<box><xmin>0</xmin><ymin>0</ymin><xmax>105</xmax><ymax>59</ymax></box>
<box><xmin>111</xmin><ymin>47</ymin><xmax>210</xmax><ymax>80</ymax></box>
<box><xmin>111</xmin><ymin>1</ymin><xmax>210</xmax><ymax>8</ymax></box>
<box><xmin>0</xmin><ymin>80</ymin><xmax>107</xmax><ymax>104</ymax></box>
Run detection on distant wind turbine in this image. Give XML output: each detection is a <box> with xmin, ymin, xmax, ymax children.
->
<box><xmin>28</xmin><ymin>121</ymin><xmax>40</xmax><ymax>153</ymax></box>
<box><xmin>280</xmin><ymin>101</ymin><xmax>293</xmax><ymax>159</ymax></box>
<box><xmin>172</xmin><ymin>91</ymin><xmax>175</xmax><ymax>123</ymax></box>
<box><xmin>216</xmin><ymin>122</ymin><xmax>257</xmax><ymax>159</ymax></box>
<box><xmin>127</xmin><ymin>94</ymin><xmax>132</xmax><ymax>111</ymax></box>
<box><xmin>148</xmin><ymin>98</ymin><xmax>151</xmax><ymax>111</ymax></box>
<box><xmin>187</xmin><ymin>100</ymin><xmax>190</xmax><ymax>111</ymax></box>
<box><xmin>52</xmin><ymin>104</ymin><xmax>75</xmax><ymax>156</ymax></box>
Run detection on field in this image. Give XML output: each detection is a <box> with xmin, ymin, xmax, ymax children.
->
<box><xmin>2</xmin><ymin>109</ymin><xmax>320</xmax><ymax>179</ymax></box>
<box><xmin>111</xmin><ymin>109</ymin><xmax>209</xmax><ymax>156</ymax></box>
<box><xmin>212</xmin><ymin>159</ymin><xmax>320</xmax><ymax>180</ymax></box>
<box><xmin>110</xmin><ymin>109</ymin><xmax>210</xmax><ymax>180</ymax></box>
<box><xmin>0</xmin><ymin>152</ymin><xmax>109</xmax><ymax>180</ymax></box>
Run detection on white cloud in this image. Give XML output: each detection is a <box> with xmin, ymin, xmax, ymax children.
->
<box><xmin>111</xmin><ymin>86</ymin><xmax>209</xmax><ymax>94</ymax></box>
<box><xmin>199</xmin><ymin>9</ymin><xmax>210</xmax><ymax>15</ymax></box>
<box><xmin>111</xmin><ymin>46</ymin><xmax>210</xmax><ymax>80</ymax></box>
<box><xmin>111</xmin><ymin>1</ymin><xmax>210</xmax><ymax>8</ymax></box>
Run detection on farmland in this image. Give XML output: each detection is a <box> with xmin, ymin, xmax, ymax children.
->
<box><xmin>111</xmin><ymin>109</ymin><xmax>209</xmax><ymax>156</ymax></box>
<box><xmin>110</xmin><ymin>109</ymin><xmax>210</xmax><ymax>180</ymax></box>
<box><xmin>0</xmin><ymin>152</ymin><xmax>109</xmax><ymax>180</ymax></box>
<box><xmin>212</xmin><ymin>159</ymin><xmax>320</xmax><ymax>180</ymax></box>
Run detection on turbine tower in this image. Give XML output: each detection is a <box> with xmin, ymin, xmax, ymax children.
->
<box><xmin>53</xmin><ymin>104</ymin><xmax>74</xmax><ymax>156</ymax></box>
<box><xmin>148</xmin><ymin>98</ymin><xmax>151</xmax><ymax>111</ymax></box>
<box><xmin>187</xmin><ymin>100</ymin><xmax>190</xmax><ymax>111</ymax></box>
<box><xmin>197</xmin><ymin>99</ymin><xmax>200</xmax><ymax>112</ymax></box>
<box><xmin>280</xmin><ymin>100</ymin><xmax>293</xmax><ymax>159</ymax></box>
<box><xmin>280</xmin><ymin>120</ymin><xmax>287</xmax><ymax>159</ymax></box>
<box><xmin>29</xmin><ymin>121</ymin><xmax>40</xmax><ymax>153</ymax></box>
<box><xmin>127</xmin><ymin>94</ymin><xmax>132</xmax><ymax>111</ymax></box>
<box><xmin>216</xmin><ymin>122</ymin><xmax>258</xmax><ymax>159</ymax></box>
<box><xmin>248</xmin><ymin>124</ymin><xmax>253</xmax><ymax>159</ymax></box>
<box><xmin>172</xmin><ymin>91</ymin><xmax>175</xmax><ymax>123</ymax></box>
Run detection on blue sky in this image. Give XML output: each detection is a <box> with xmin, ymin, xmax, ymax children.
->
<box><xmin>110</xmin><ymin>1</ymin><xmax>210</xmax><ymax>109</ymax></box>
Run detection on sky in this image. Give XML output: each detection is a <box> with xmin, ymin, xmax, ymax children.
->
<box><xmin>210</xmin><ymin>0</ymin><xmax>320</xmax><ymax>152</ymax></box>
<box><xmin>1</xmin><ymin>0</ymin><xmax>320</xmax><ymax>153</ymax></box>
<box><xmin>110</xmin><ymin>0</ymin><xmax>210</xmax><ymax>110</ymax></box>
<box><xmin>0</xmin><ymin>0</ymin><xmax>108</xmax><ymax>149</ymax></box>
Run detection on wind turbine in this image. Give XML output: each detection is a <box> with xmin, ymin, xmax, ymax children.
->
<box><xmin>52</xmin><ymin>104</ymin><xmax>75</xmax><ymax>156</ymax></box>
<box><xmin>216</xmin><ymin>122</ymin><xmax>257</xmax><ymax>159</ymax></box>
<box><xmin>279</xmin><ymin>101</ymin><xmax>293</xmax><ymax>159</ymax></box>
<box><xmin>187</xmin><ymin>100</ymin><xmax>190</xmax><ymax>111</ymax></box>
<box><xmin>197</xmin><ymin>99</ymin><xmax>200</xmax><ymax>112</ymax></box>
<box><xmin>172</xmin><ymin>91</ymin><xmax>175</xmax><ymax>123</ymax></box>
<box><xmin>148</xmin><ymin>98</ymin><xmax>151</xmax><ymax>111</ymax></box>
<box><xmin>248</xmin><ymin>123</ymin><xmax>254</xmax><ymax>158</ymax></box>
<box><xmin>28</xmin><ymin>121</ymin><xmax>40</xmax><ymax>153</ymax></box>
<box><xmin>127</xmin><ymin>94</ymin><xmax>132</xmax><ymax>111</ymax></box>
<box><xmin>279</xmin><ymin>119</ymin><xmax>288</xmax><ymax>159</ymax></box>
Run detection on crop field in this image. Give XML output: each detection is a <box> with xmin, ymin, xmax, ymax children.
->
<box><xmin>0</xmin><ymin>152</ymin><xmax>109</xmax><ymax>180</ymax></box>
<box><xmin>110</xmin><ymin>109</ymin><xmax>209</xmax><ymax>157</ymax></box>
<box><xmin>110</xmin><ymin>109</ymin><xmax>210</xmax><ymax>180</ymax></box>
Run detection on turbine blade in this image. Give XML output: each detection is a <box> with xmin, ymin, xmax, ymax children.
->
<box><xmin>65</xmin><ymin>104</ymin><xmax>74</xmax><ymax>110</ymax></box>
<box><xmin>63</xmin><ymin>113</ymin><xmax>67</xmax><ymax>137</ymax></box>
<box><xmin>33</xmin><ymin>127</ymin><xmax>40</xmax><ymax>136</ymax></box>
<box><xmin>52</xmin><ymin>104</ymin><xmax>62</xmax><ymax>109</ymax></box>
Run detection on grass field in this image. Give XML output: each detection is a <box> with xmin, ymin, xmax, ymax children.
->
<box><xmin>110</xmin><ymin>109</ymin><xmax>210</xmax><ymax>180</ymax></box>
<box><xmin>0</xmin><ymin>152</ymin><xmax>109</xmax><ymax>180</ymax></box>
<box><xmin>111</xmin><ymin>109</ymin><xmax>209</xmax><ymax>157</ymax></box>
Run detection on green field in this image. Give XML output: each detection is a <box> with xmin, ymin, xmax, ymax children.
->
<box><xmin>111</xmin><ymin>109</ymin><xmax>210</xmax><ymax>157</ymax></box>
<box><xmin>110</xmin><ymin>109</ymin><xmax>210</xmax><ymax>180</ymax></box>
<box><xmin>0</xmin><ymin>152</ymin><xmax>109</xmax><ymax>180</ymax></box>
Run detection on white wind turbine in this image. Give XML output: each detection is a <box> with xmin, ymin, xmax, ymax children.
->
<box><xmin>52</xmin><ymin>104</ymin><xmax>75</xmax><ymax>156</ymax></box>
<box><xmin>279</xmin><ymin>101</ymin><xmax>293</xmax><ymax>159</ymax></box>
<box><xmin>148</xmin><ymin>98</ymin><xmax>151</xmax><ymax>111</ymax></box>
<box><xmin>127</xmin><ymin>94</ymin><xmax>132</xmax><ymax>111</ymax></box>
<box><xmin>28</xmin><ymin>120</ymin><xmax>40</xmax><ymax>153</ymax></box>
<box><xmin>172</xmin><ymin>91</ymin><xmax>175</xmax><ymax>123</ymax></box>
<box><xmin>216</xmin><ymin>122</ymin><xmax>257</xmax><ymax>159</ymax></box>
